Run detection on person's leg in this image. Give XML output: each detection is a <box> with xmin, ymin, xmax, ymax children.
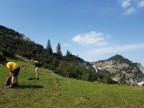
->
<box><xmin>12</xmin><ymin>67</ymin><xmax>20</xmax><ymax>86</ymax></box>
<box><xmin>11</xmin><ymin>76</ymin><xmax>17</xmax><ymax>84</ymax></box>
<box><xmin>35</xmin><ymin>67</ymin><xmax>39</xmax><ymax>80</ymax></box>
<box><xmin>5</xmin><ymin>74</ymin><xmax>12</xmax><ymax>86</ymax></box>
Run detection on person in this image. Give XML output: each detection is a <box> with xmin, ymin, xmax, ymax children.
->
<box><xmin>2</xmin><ymin>61</ymin><xmax>20</xmax><ymax>88</ymax></box>
<box><xmin>31</xmin><ymin>59</ymin><xmax>41</xmax><ymax>80</ymax></box>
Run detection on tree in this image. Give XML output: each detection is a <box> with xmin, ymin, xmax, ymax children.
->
<box><xmin>66</xmin><ymin>50</ymin><xmax>71</xmax><ymax>57</ymax></box>
<box><xmin>56</xmin><ymin>43</ymin><xmax>62</xmax><ymax>58</ymax></box>
<box><xmin>46</xmin><ymin>39</ymin><xmax>53</xmax><ymax>55</ymax></box>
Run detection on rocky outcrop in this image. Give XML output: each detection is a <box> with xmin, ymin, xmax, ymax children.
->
<box><xmin>92</xmin><ymin>54</ymin><xmax>144</xmax><ymax>85</ymax></box>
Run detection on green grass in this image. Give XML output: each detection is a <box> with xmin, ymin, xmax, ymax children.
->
<box><xmin>0</xmin><ymin>55</ymin><xmax>144</xmax><ymax>108</ymax></box>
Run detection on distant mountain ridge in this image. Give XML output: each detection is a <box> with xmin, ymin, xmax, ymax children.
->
<box><xmin>92</xmin><ymin>54</ymin><xmax>144</xmax><ymax>85</ymax></box>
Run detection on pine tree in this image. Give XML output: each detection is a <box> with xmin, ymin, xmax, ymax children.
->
<box><xmin>56</xmin><ymin>43</ymin><xmax>62</xmax><ymax>57</ymax></box>
<box><xmin>66</xmin><ymin>50</ymin><xmax>71</xmax><ymax>57</ymax></box>
<box><xmin>46</xmin><ymin>39</ymin><xmax>53</xmax><ymax>55</ymax></box>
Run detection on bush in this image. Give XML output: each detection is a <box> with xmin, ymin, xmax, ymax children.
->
<box><xmin>0</xmin><ymin>55</ymin><xmax>6</xmax><ymax>63</ymax></box>
<box><xmin>2</xmin><ymin>49</ymin><xmax>15</xmax><ymax>57</ymax></box>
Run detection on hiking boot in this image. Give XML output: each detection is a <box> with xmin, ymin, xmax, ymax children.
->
<box><xmin>12</xmin><ymin>83</ymin><xmax>19</xmax><ymax>87</ymax></box>
<box><xmin>35</xmin><ymin>78</ymin><xmax>39</xmax><ymax>80</ymax></box>
<box><xmin>6</xmin><ymin>84</ymin><xmax>13</xmax><ymax>88</ymax></box>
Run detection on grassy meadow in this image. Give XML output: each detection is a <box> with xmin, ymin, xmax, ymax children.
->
<box><xmin>0</xmin><ymin>55</ymin><xmax>144</xmax><ymax>108</ymax></box>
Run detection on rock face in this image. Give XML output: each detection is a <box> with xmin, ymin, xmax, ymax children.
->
<box><xmin>92</xmin><ymin>54</ymin><xmax>144</xmax><ymax>85</ymax></box>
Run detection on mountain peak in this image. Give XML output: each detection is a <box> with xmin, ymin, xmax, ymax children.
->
<box><xmin>108</xmin><ymin>54</ymin><xmax>131</xmax><ymax>64</ymax></box>
<box><xmin>93</xmin><ymin>54</ymin><xmax>144</xmax><ymax>85</ymax></box>
<box><xmin>108</xmin><ymin>54</ymin><xmax>124</xmax><ymax>60</ymax></box>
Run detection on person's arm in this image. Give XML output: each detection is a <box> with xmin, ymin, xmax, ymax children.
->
<box><xmin>34</xmin><ymin>61</ymin><xmax>39</xmax><ymax>63</ymax></box>
<box><xmin>9</xmin><ymin>69</ymin><xmax>13</xmax><ymax>74</ymax></box>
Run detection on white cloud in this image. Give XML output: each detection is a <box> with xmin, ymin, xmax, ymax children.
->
<box><xmin>123</xmin><ymin>7</ymin><xmax>136</xmax><ymax>15</ymax></box>
<box><xmin>120</xmin><ymin>0</ymin><xmax>131</xmax><ymax>8</ymax></box>
<box><xmin>119</xmin><ymin>0</ymin><xmax>144</xmax><ymax>15</ymax></box>
<box><xmin>90</xmin><ymin>43</ymin><xmax>144</xmax><ymax>55</ymax></box>
<box><xmin>138</xmin><ymin>0</ymin><xmax>144</xmax><ymax>8</ymax></box>
<box><xmin>72</xmin><ymin>31</ymin><xmax>108</xmax><ymax>46</ymax></box>
<box><xmin>63</xmin><ymin>44</ymin><xmax>70</xmax><ymax>47</ymax></box>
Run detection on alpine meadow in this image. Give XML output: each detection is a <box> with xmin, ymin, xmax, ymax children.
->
<box><xmin>1</xmin><ymin>0</ymin><xmax>144</xmax><ymax>107</ymax></box>
<box><xmin>1</xmin><ymin>25</ymin><xmax>144</xmax><ymax>108</ymax></box>
<box><xmin>0</xmin><ymin>55</ymin><xmax>144</xmax><ymax>108</ymax></box>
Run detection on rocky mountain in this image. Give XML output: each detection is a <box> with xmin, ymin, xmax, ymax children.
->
<box><xmin>92</xmin><ymin>54</ymin><xmax>144</xmax><ymax>85</ymax></box>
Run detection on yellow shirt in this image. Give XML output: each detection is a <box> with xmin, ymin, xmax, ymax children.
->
<box><xmin>6</xmin><ymin>62</ymin><xmax>20</xmax><ymax>70</ymax></box>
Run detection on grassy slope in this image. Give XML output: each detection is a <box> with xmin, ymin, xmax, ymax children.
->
<box><xmin>0</xmin><ymin>56</ymin><xmax>144</xmax><ymax>108</ymax></box>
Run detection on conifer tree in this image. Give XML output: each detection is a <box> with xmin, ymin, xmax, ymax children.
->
<box><xmin>56</xmin><ymin>43</ymin><xmax>62</xmax><ymax>57</ymax></box>
<box><xmin>66</xmin><ymin>50</ymin><xmax>71</xmax><ymax>56</ymax></box>
<box><xmin>46</xmin><ymin>39</ymin><xmax>53</xmax><ymax>55</ymax></box>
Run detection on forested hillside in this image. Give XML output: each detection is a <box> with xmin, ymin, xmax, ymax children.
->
<box><xmin>0</xmin><ymin>25</ymin><xmax>103</xmax><ymax>82</ymax></box>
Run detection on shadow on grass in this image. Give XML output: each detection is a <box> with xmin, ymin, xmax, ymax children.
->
<box><xmin>15</xmin><ymin>85</ymin><xmax>43</xmax><ymax>89</ymax></box>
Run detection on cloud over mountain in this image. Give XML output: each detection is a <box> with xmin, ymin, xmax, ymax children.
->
<box><xmin>72</xmin><ymin>31</ymin><xmax>108</xmax><ymax>46</ymax></box>
<box><xmin>90</xmin><ymin>43</ymin><xmax>144</xmax><ymax>55</ymax></box>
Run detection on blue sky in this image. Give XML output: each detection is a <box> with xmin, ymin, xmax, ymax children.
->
<box><xmin>0</xmin><ymin>0</ymin><xmax>144</xmax><ymax>65</ymax></box>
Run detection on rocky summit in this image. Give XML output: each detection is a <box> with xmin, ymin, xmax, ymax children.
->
<box><xmin>92</xmin><ymin>54</ymin><xmax>144</xmax><ymax>85</ymax></box>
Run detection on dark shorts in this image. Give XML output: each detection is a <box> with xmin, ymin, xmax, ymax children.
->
<box><xmin>12</xmin><ymin>67</ymin><xmax>20</xmax><ymax>77</ymax></box>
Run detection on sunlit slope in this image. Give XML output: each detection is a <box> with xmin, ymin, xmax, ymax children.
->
<box><xmin>0</xmin><ymin>55</ymin><xmax>144</xmax><ymax>108</ymax></box>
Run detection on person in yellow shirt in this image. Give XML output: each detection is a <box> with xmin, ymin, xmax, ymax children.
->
<box><xmin>3</xmin><ymin>61</ymin><xmax>20</xmax><ymax>88</ymax></box>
